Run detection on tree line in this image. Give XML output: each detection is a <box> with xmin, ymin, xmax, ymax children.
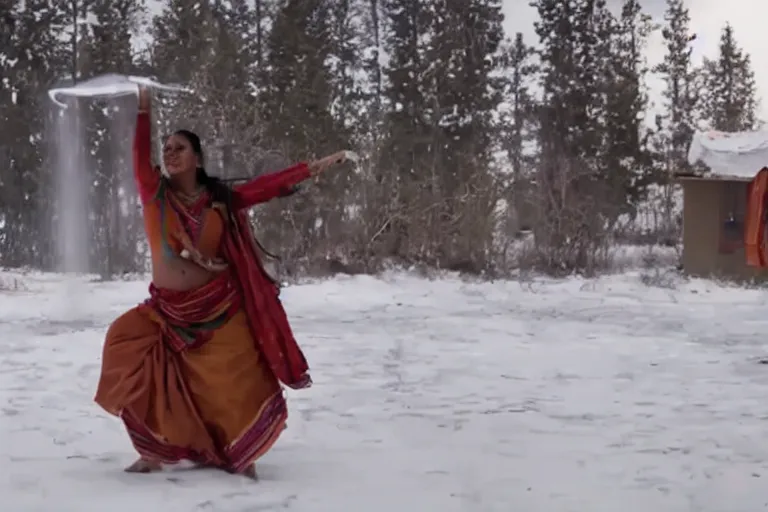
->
<box><xmin>0</xmin><ymin>0</ymin><xmax>759</xmax><ymax>279</ymax></box>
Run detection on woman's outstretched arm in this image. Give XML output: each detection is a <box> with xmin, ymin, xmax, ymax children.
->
<box><xmin>231</xmin><ymin>163</ymin><xmax>312</xmax><ymax>210</ymax></box>
<box><xmin>134</xmin><ymin>88</ymin><xmax>160</xmax><ymax>204</ymax></box>
<box><xmin>231</xmin><ymin>151</ymin><xmax>352</xmax><ymax>210</ymax></box>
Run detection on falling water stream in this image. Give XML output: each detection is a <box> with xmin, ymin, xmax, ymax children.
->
<box><xmin>47</xmin><ymin>74</ymin><xmax>192</xmax><ymax>308</ymax></box>
<box><xmin>47</xmin><ymin>94</ymin><xmax>89</xmax><ymax>318</ymax></box>
<box><xmin>53</xmin><ymin>97</ymin><xmax>89</xmax><ymax>275</ymax></box>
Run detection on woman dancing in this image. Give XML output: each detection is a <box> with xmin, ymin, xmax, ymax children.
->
<box><xmin>95</xmin><ymin>86</ymin><xmax>348</xmax><ymax>479</ymax></box>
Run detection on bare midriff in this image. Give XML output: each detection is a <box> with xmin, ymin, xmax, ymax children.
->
<box><xmin>133</xmin><ymin>111</ymin><xmax>224</xmax><ymax>292</ymax></box>
<box><xmin>152</xmin><ymin>251</ymin><xmax>218</xmax><ymax>291</ymax></box>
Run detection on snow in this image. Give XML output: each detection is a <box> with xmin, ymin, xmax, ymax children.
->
<box><xmin>688</xmin><ymin>129</ymin><xmax>768</xmax><ymax>178</ymax></box>
<box><xmin>3</xmin><ymin>270</ymin><xmax>768</xmax><ymax>511</ymax></box>
<box><xmin>48</xmin><ymin>73</ymin><xmax>192</xmax><ymax>109</ymax></box>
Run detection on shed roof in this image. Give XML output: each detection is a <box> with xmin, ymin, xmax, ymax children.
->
<box><xmin>686</xmin><ymin>129</ymin><xmax>768</xmax><ymax>181</ymax></box>
<box><xmin>675</xmin><ymin>172</ymin><xmax>751</xmax><ymax>182</ymax></box>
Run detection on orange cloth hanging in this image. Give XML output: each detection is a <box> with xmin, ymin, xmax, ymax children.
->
<box><xmin>745</xmin><ymin>168</ymin><xmax>768</xmax><ymax>267</ymax></box>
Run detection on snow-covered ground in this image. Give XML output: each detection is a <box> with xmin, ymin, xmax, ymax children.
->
<box><xmin>2</xmin><ymin>271</ymin><xmax>768</xmax><ymax>511</ymax></box>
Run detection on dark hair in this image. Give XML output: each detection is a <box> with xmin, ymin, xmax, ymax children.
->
<box><xmin>171</xmin><ymin>129</ymin><xmax>235</xmax><ymax>226</ymax></box>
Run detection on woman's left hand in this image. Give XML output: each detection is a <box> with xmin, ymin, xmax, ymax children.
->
<box><xmin>309</xmin><ymin>151</ymin><xmax>355</xmax><ymax>175</ymax></box>
<box><xmin>180</xmin><ymin>247</ymin><xmax>229</xmax><ymax>272</ymax></box>
<box><xmin>177</xmin><ymin>231</ymin><xmax>228</xmax><ymax>272</ymax></box>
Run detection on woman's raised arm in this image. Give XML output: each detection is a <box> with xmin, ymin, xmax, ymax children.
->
<box><xmin>134</xmin><ymin>88</ymin><xmax>160</xmax><ymax>203</ymax></box>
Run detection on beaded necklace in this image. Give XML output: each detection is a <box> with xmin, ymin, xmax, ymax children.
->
<box><xmin>156</xmin><ymin>180</ymin><xmax>211</xmax><ymax>261</ymax></box>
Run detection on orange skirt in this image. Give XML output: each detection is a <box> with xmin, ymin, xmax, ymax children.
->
<box><xmin>94</xmin><ymin>305</ymin><xmax>287</xmax><ymax>472</ymax></box>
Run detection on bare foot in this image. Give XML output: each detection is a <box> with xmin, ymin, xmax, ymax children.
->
<box><xmin>124</xmin><ymin>458</ymin><xmax>162</xmax><ymax>473</ymax></box>
<box><xmin>242</xmin><ymin>464</ymin><xmax>258</xmax><ymax>480</ymax></box>
<box><xmin>193</xmin><ymin>462</ymin><xmax>218</xmax><ymax>470</ymax></box>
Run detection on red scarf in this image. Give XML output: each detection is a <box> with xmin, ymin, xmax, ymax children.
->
<box><xmin>161</xmin><ymin>184</ymin><xmax>312</xmax><ymax>390</ymax></box>
<box><xmin>222</xmin><ymin>208</ymin><xmax>312</xmax><ymax>389</ymax></box>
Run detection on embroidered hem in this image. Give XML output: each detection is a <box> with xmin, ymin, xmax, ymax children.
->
<box><xmin>120</xmin><ymin>391</ymin><xmax>288</xmax><ymax>472</ymax></box>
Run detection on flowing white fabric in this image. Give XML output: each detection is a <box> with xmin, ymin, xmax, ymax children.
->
<box><xmin>48</xmin><ymin>73</ymin><xmax>191</xmax><ymax>109</ymax></box>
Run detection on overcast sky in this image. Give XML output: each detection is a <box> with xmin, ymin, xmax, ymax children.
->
<box><xmin>139</xmin><ymin>0</ymin><xmax>768</xmax><ymax>120</ymax></box>
<box><xmin>502</xmin><ymin>0</ymin><xmax>768</xmax><ymax>120</ymax></box>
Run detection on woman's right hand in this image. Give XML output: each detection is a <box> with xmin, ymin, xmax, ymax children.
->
<box><xmin>138</xmin><ymin>86</ymin><xmax>151</xmax><ymax>112</ymax></box>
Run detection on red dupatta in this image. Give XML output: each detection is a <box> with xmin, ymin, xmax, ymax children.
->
<box><xmin>221</xmin><ymin>207</ymin><xmax>312</xmax><ymax>390</ymax></box>
<box><xmin>161</xmin><ymin>186</ymin><xmax>312</xmax><ymax>389</ymax></box>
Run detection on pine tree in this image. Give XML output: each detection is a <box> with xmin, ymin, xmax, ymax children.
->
<box><xmin>253</xmin><ymin>0</ymin><xmax>268</xmax><ymax>69</ymax></box>
<box><xmin>205</xmin><ymin>0</ymin><xmax>264</xmax><ymax>178</ymax></box>
<box><xmin>532</xmin><ymin>0</ymin><xmax>619</xmax><ymax>273</ymax></box>
<box><xmin>425</xmin><ymin>0</ymin><xmax>505</xmax><ymax>268</ymax></box>
<box><xmin>0</xmin><ymin>0</ymin><xmax>21</xmax><ymax>264</ymax></box>
<box><xmin>213</xmin><ymin>0</ymin><xmax>260</xmax><ymax>86</ymax></box>
<box><xmin>79</xmin><ymin>0</ymin><xmax>146</xmax><ymax>276</ymax></box>
<box><xmin>0</xmin><ymin>3</ymin><xmax>16</xmax><ymax>91</ymax></box>
<box><xmin>649</xmin><ymin>0</ymin><xmax>699</xmax><ymax>246</ymax></box>
<box><xmin>531</xmin><ymin>0</ymin><xmax>577</xmax><ymax>271</ymax></box>
<box><xmin>700</xmin><ymin>23</ymin><xmax>758</xmax><ymax>132</ymax></box>
<box><xmin>151</xmin><ymin>0</ymin><xmax>218</xmax><ymax>139</ymax></box>
<box><xmin>1</xmin><ymin>0</ymin><xmax>69</xmax><ymax>268</ymax></box>
<box><xmin>533</xmin><ymin>0</ymin><xmax>609</xmax><ymax>165</ymax></box>
<box><xmin>502</xmin><ymin>32</ymin><xmax>536</xmax><ymax>182</ymax></box>
<box><xmin>499</xmin><ymin>31</ymin><xmax>537</xmax><ymax>233</ymax></box>
<box><xmin>259</xmin><ymin>0</ymin><xmax>348</xmax><ymax>269</ymax></box>
<box><xmin>261</xmin><ymin>0</ymin><xmax>339</xmax><ymax>155</ymax></box>
<box><xmin>599</xmin><ymin>0</ymin><xmax>657</xmax><ymax>221</ymax></box>
<box><xmin>654</xmin><ymin>0</ymin><xmax>699</xmax><ymax>172</ymax></box>
<box><xmin>327</xmin><ymin>0</ymin><xmax>362</xmax><ymax>136</ymax></box>
<box><xmin>377</xmin><ymin>0</ymin><xmax>433</xmax><ymax>260</ymax></box>
<box><xmin>359</xmin><ymin>0</ymin><xmax>385</xmax><ymax>137</ymax></box>
<box><xmin>152</xmin><ymin>0</ymin><xmax>216</xmax><ymax>85</ymax></box>
<box><xmin>428</xmin><ymin>0</ymin><xmax>504</xmax><ymax>182</ymax></box>
<box><xmin>0</xmin><ymin>0</ymin><xmax>20</xmax><ymax>183</ymax></box>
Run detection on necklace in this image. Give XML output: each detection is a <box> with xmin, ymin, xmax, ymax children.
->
<box><xmin>175</xmin><ymin>186</ymin><xmax>205</xmax><ymax>205</ymax></box>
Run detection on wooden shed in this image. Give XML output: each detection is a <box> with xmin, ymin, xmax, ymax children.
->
<box><xmin>678</xmin><ymin>173</ymin><xmax>766</xmax><ymax>280</ymax></box>
<box><xmin>680</xmin><ymin>130</ymin><xmax>768</xmax><ymax>281</ymax></box>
